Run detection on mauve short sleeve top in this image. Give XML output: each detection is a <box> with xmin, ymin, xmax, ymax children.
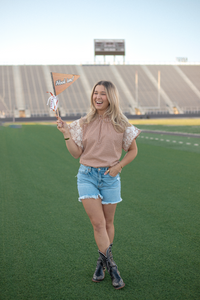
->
<box><xmin>68</xmin><ymin>116</ymin><xmax>141</xmax><ymax>168</ymax></box>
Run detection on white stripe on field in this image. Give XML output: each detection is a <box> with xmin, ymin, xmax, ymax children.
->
<box><xmin>139</xmin><ymin>135</ymin><xmax>199</xmax><ymax>147</ymax></box>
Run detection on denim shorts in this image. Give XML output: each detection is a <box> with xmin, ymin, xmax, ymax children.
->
<box><xmin>77</xmin><ymin>164</ymin><xmax>122</xmax><ymax>205</ymax></box>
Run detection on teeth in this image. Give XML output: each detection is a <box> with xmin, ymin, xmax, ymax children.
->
<box><xmin>96</xmin><ymin>101</ymin><xmax>103</xmax><ymax>104</ymax></box>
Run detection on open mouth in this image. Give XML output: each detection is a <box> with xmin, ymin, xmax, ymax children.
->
<box><xmin>96</xmin><ymin>101</ymin><xmax>103</xmax><ymax>105</ymax></box>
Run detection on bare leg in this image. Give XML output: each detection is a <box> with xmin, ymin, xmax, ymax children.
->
<box><xmin>82</xmin><ymin>198</ymin><xmax>110</xmax><ymax>255</ymax></box>
<box><xmin>103</xmin><ymin>204</ymin><xmax>117</xmax><ymax>244</ymax></box>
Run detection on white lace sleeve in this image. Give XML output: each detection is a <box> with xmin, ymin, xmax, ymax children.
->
<box><xmin>68</xmin><ymin>119</ymin><xmax>83</xmax><ymax>149</ymax></box>
<box><xmin>122</xmin><ymin>125</ymin><xmax>141</xmax><ymax>151</ymax></box>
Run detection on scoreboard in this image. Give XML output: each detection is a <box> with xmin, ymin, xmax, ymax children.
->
<box><xmin>94</xmin><ymin>39</ymin><xmax>125</xmax><ymax>56</ymax></box>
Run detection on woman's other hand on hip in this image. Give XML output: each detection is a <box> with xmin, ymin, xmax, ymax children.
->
<box><xmin>104</xmin><ymin>163</ymin><xmax>122</xmax><ymax>177</ymax></box>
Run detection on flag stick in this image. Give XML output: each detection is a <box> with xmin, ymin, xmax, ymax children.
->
<box><xmin>56</xmin><ymin>108</ymin><xmax>59</xmax><ymax>118</ymax></box>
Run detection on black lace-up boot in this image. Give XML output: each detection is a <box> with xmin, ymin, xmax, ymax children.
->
<box><xmin>92</xmin><ymin>255</ymin><xmax>106</xmax><ymax>282</ymax></box>
<box><xmin>98</xmin><ymin>244</ymin><xmax>125</xmax><ymax>290</ymax></box>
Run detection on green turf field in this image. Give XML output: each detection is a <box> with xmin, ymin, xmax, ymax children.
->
<box><xmin>0</xmin><ymin>124</ymin><xmax>200</xmax><ymax>300</ymax></box>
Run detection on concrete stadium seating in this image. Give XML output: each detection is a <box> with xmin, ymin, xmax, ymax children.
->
<box><xmin>0</xmin><ymin>64</ymin><xmax>200</xmax><ymax>118</ymax></box>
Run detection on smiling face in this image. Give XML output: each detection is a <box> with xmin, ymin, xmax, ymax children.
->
<box><xmin>92</xmin><ymin>85</ymin><xmax>110</xmax><ymax>115</ymax></box>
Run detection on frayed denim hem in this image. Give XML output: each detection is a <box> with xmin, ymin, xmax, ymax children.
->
<box><xmin>78</xmin><ymin>194</ymin><xmax>103</xmax><ymax>202</ymax></box>
<box><xmin>101</xmin><ymin>198</ymin><xmax>123</xmax><ymax>205</ymax></box>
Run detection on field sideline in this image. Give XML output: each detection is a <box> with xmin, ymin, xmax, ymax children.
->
<box><xmin>0</xmin><ymin>123</ymin><xmax>200</xmax><ymax>299</ymax></box>
<box><xmin>129</xmin><ymin>118</ymin><xmax>200</xmax><ymax>126</ymax></box>
<box><xmin>2</xmin><ymin>117</ymin><xmax>200</xmax><ymax>127</ymax></box>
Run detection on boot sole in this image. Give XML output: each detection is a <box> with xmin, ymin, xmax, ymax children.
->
<box><xmin>114</xmin><ymin>283</ymin><xmax>125</xmax><ymax>290</ymax></box>
<box><xmin>92</xmin><ymin>278</ymin><xmax>104</xmax><ymax>282</ymax></box>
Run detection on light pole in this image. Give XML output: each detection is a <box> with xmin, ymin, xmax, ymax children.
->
<box><xmin>158</xmin><ymin>71</ymin><xmax>160</xmax><ymax>109</ymax></box>
<box><xmin>135</xmin><ymin>71</ymin><xmax>138</xmax><ymax>107</ymax></box>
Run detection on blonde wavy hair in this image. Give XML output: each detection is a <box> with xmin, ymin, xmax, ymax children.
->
<box><xmin>84</xmin><ymin>81</ymin><xmax>130</xmax><ymax>133</ymax></box>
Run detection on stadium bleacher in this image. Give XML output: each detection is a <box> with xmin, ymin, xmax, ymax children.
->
<box><xmin>0</xmin><ymin>64</ymin><xmax>200</xmax><ymax>118</ymax></box>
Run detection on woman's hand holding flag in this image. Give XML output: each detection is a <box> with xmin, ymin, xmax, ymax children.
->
<box><xmin>57</xmin><ymin>117</ymin><xmax>68</xmax><ymax>133</ymax></box>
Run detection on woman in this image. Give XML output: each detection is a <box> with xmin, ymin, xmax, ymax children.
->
<box><xmin>57</xmin><ymin>81</ymin><xmax>141</xmax><ymax>289</ymax></box>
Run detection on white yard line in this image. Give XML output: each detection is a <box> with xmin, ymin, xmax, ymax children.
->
<box><xmin>138</xmin><ymin>135</ymin><xmax>199</xmax><ymax>147</ymax></box>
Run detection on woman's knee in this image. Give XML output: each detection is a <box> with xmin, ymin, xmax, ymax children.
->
<box><xmin>105</xmin><ymin>219</ymin><xmax>114</xmax><ymax>231</ymax></box>
<box><xmin>92</xmin><ymin>218</ymin><xmax>106</xmax><ymax>232</ymax></box>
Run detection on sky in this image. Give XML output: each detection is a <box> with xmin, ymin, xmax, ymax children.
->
<box><xmin>1</xmin><ymin>0</ymin><xmax>200</xmax><ymax>65</ymax></box>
